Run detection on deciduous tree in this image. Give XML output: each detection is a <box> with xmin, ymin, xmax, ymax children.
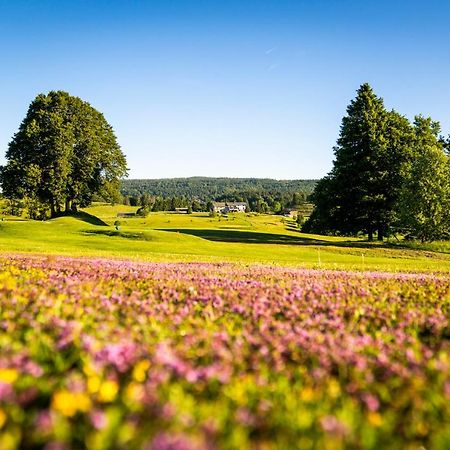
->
<box><xmin>397</xmin><ymin>117</ymin><xmax>450</xmax><ymax>242</ymax></box>
<box><xmin>0</xmin><ymin>91</ymin><xmax>128</xmax><ymax>217</ymax></box>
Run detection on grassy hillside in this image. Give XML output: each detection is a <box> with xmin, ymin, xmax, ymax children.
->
<box><xmin>1</xmin><ymin>203</ymin><xmax>450</xmax><ymax>271</ymax></box>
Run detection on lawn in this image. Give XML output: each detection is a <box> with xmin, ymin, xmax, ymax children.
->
<box><xmin>1</xmin><ymin>203</ymin><xmax>450</xmax><ymax>271</ymax></box>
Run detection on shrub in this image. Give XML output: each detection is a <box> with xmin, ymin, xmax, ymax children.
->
<box><xmin>136</xmin><ymin>207</ymin><xmax>149</xmax><ymax>218</ymax></box>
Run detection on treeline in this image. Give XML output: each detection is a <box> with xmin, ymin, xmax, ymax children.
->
<box><xmin>124</xmin><ymin>190</ymin><xmax>312</xmax><ymax>214</ymax></box>
<box><xmin>121</xmin><ymin>177</ymin><xmax>316</xmax><ymax>199</ymax></box>
<box><xmin>121</xmin><ymin>177</ymin><xmax>317</xmax><ymax>213</ymax></box>
<box><xmin>304</xmin><ymin>83</ymin><xmax>450</xmax><ymax>242</ymax></box>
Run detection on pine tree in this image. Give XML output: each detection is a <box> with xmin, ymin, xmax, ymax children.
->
<box><xmin>305</xmin><ymin>84</ymin><xmax>412</xmax><ymax>240</ymax></box>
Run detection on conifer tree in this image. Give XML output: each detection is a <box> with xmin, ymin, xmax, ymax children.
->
<box><xmin>305</xmin><ymin>84</ymin><xmax>412</xmax><ymax>240</ymax></box>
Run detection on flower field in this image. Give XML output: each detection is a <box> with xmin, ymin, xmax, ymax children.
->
<box><xmin>0</xmin><ymin>255</ymin><xmax>449</xmax><ymax>449</ymax></box>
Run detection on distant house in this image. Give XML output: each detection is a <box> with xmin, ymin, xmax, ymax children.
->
<box><xmin>282</xmin><ymin>209</ymin><xmax>297</xmax><ymax>218</ymax></box>
<box><xmin>213</xmin><ymin>202</ymin><xmax>247</xmax><ymax>213</ymax></box>
<box><xmin>117</xmin><ymin>212</ymin><xmax>136</xmax><ymax>218</ymax></box>
<box><xmin>175</xmin><ymin>207</ymin><xmax>189</xmax><ymax>214</ymax></box>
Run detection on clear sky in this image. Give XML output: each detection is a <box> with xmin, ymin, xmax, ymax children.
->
<box><xmin>0</xmin><ymin>0</ymin><xmax>449</xmax><ymax>179</ymax></box>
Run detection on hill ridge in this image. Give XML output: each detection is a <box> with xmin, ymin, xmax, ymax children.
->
<box><xmin>121</xmin><ymin>177</ymin><xmax>318</xmax><ymax>200</ymax></box>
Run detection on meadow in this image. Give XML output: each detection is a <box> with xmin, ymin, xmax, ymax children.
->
<box><xmin>0</xmin><ymin>255</ymin><xmax>448</xmax><ymax>449</ymax></box>
<box><xmin>1</xmin><ymin>203</ymin><xmax>450</xmax><ymax>272</ymax></box>
<box><xmin>1</xmin><ymin>205</ymin><xmax>450</xmax><ymax>449</ymax></box>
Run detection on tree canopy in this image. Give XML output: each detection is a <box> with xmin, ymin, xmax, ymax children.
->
<box><xmin>397</xmin><ymin>117</ymin><xmax>450</xmax><ymax>242</ymax></box>
<box><xmin>305</xmin><ymin>83</ymin><xmax>450</xmax><ymax>242</ymax></box>
<box><xmin>120</xmin><ymin>177</ymin><xmax>316</xmax><ymax>214</ymax></box>
<box><xmin>1</xmin><ymin>91</ymin><xmax>127</xmax><ymax>218</ymax></box>
<box><xmin>121</xmin><ymin>177</ymin><xmax>317</xmax><ymax>200</ymax></box>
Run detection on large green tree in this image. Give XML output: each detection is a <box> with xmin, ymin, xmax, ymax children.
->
<box><xmin>1</xmin><ymin>91</ymin><xmax>127</xmax><ymax>217</ymax></box>
<box><xmin>397</xmin><ymin>117</ymin><xmax>450</xmax><ymax>242</ymax></box>
<box><xmin>305</xmin><ymin>84</ymin><xmax>413</xmax><ymax>240</ymax></box>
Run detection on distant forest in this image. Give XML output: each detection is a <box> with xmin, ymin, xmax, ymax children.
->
<box><xmin>120</xmin><ymin>177</ymin><xmax>317</xmax><ymax>214</ymax></box>
<box><xmin>121</xmin><ymin>177</ymin><xmax>317</xmax><ymax>199</ymax></box>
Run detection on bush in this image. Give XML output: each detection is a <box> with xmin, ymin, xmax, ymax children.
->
<box><xmin>297</xmin><ymin>214</ymin><xmax>305</xmax><ymax>229</ymax></box>
<box><xmin>136</xmin><ymin>207</ymin><xmax>149</xmax><ymax>218</ymax></box>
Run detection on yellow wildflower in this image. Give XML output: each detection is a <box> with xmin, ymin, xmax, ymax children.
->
<box><xmin>300</xmin><ymin>387</ymin><xmax>315</xmax><ymax>402</ymax></box>
<box><xmin>76</xmin><ymin>393</ymin><xmax>91</xmax><ymax>413</ymax></box>
<box><xmin>52</xmin><ymin>390</ymin><xmax>91</xmax><ymax>417</ymax></box>
<box><xmin>327</xmin><ymin>379</ymin><xmax>341</xmax><ymax>399</ymax></box>
<box><xmin>83</xmin><ymin>363</ymin><xmax>96</xmax><ymax>377</ymax></box>
<box><xmin>0</xmin><ymin>274</ymin><xmax>16</xmax><ymax>290</ymax></box>
<box><xmin>132</xmin><ymin>360</ymin><xmax>150</xmax><ymax>382</ymax></box>
<box><xmin>0</xmin><ymin>408</ymin><xmax>6</xmax><ymax>429</ymax></box>
<box><xmin>87</xmin><ymin>376</ymin><xmax>101</xmax><ymax>394</ymax></box>
<box><xmin>368</xmin><ymin>412</ymin><xmax>383</xmax><ymax>427</ymax></box>
<box><xmin>98</xmin><ymin>380</ymin><xmax>119</xmax><ymax>403</ymax></box>
<box><xmin>0</xmin><ymin>369</ymin><xmax>18</xmax><ymax>384</ymax></box>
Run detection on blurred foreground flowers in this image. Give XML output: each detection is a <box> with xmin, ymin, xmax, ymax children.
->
<box><xmin>0</xmin><ymin>255</ymin><xmax>448</xmax><ymax>449</ymax></box>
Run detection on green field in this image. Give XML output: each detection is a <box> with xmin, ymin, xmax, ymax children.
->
<box><xmin>1</xmin><ymin>202</ymin><xmax>450</xmax><ymax>272</ymax></box>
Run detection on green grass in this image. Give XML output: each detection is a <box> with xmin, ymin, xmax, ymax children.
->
<box><xmin>1</xmin><ymin>202</ymin><xmax>450</xmax><ymax>271</ymax></box>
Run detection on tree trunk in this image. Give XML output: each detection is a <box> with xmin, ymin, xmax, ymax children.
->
<box><xmin>377</xmin><ymin>226</ymin><xmax>383</xmax><ymax>241</ymax></box>
<box><xmin>50</xmin><ymin>200</ymin><xmax>56</xmax><ymax>218</ymax></box>
<box><xmin>65</xmin><ymin>199</ymin><xmax>71</xmax><ymax>212</ymax></box>
<box><xmin>368</xmin><ymin>227</ymin><xmax>373</xmax><ymax>242</ymax></box>
<box><xmin>71</xmin><ymin>202</ymin><xmax>78</xmax><ymax>212</ymax></box>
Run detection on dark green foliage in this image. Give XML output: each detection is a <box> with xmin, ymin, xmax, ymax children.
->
<box><xmin>122</xmin><ymin>179</ymin><xmax>315</xmax><ymax>214</ymax></box>
<box><xmin>136</xmin><ymin>207</ymin><xmax>150</xmax><ymax>218</ymax></box>
<box><xmin>305</xmin><ymin>84</ymin><xmax>414</xmax><ymax>240</ymax></box>
<box><xmin>441</xmin><ymin>135</ymin><xmax>450</xmax><ymax>154</ymax></box>
<box><xmin>0</xmin><ymin>91</ymin><xmax>128</xmax><ymax>218</ymax></box>
<box><xmin>121</xmin><ymin>177</ymin><xmax>317</xmax><ymax>199</ymax></box>
<box><xmin>306</xmin><ymin>83</ymin><xmax>450</xmax><ymax>243</ymax></box>
<box><xmin>206</xmin><ymin>201</ymin><xmax>214</xmax><ymax>212</ymax></box>
<box><xmin>397</xmin><ymin>117</ymin><xmax>450</xmax><ymax>242</ymax></box>
<box><xmin>121</xmin><ymin>177</ymin><xmax>316</xmax><ymax>213</ymax></box>
<box><xmin>302</xmin><ymin>176</ymin><xmax>339</xmax><ymax>234</ymax></box>
<box><xmin>190</xmin><ymin>200</ymin><xmax>202</xmax><ymax>212</ymax></box>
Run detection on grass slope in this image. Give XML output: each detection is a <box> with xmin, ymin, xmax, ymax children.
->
<box><xmin>1</xmin><ymin>203</ymin><xmax>450</xmax><ymax>271</ymax></box>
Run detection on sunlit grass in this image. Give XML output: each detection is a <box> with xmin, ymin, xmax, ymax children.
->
<box><xmin>0</xmin><ymin>203</ymin><xmax>449</xmax><ymax>271</ymax></box>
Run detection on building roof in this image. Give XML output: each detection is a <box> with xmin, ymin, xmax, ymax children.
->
<box><xmin>213</xmin><ymin>202</ymin><xmax>247</xmax><ymax>206</ymax></box>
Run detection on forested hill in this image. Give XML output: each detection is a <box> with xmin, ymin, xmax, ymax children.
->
<box><xmin>121</xmin><ymin>177</ymin><xmax>318</xmax><ymax>200</ymax></box>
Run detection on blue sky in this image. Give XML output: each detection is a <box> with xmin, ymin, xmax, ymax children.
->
<box><xmin>0</xmin><ymin>0</ymin><xmax>449</xmax><ymax>179</ymax></box>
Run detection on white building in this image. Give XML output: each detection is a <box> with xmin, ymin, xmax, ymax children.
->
<box><xmin>213</xmin><ymin>202</ymin><xmax>247</xmax><ymax>213</ymax></box>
